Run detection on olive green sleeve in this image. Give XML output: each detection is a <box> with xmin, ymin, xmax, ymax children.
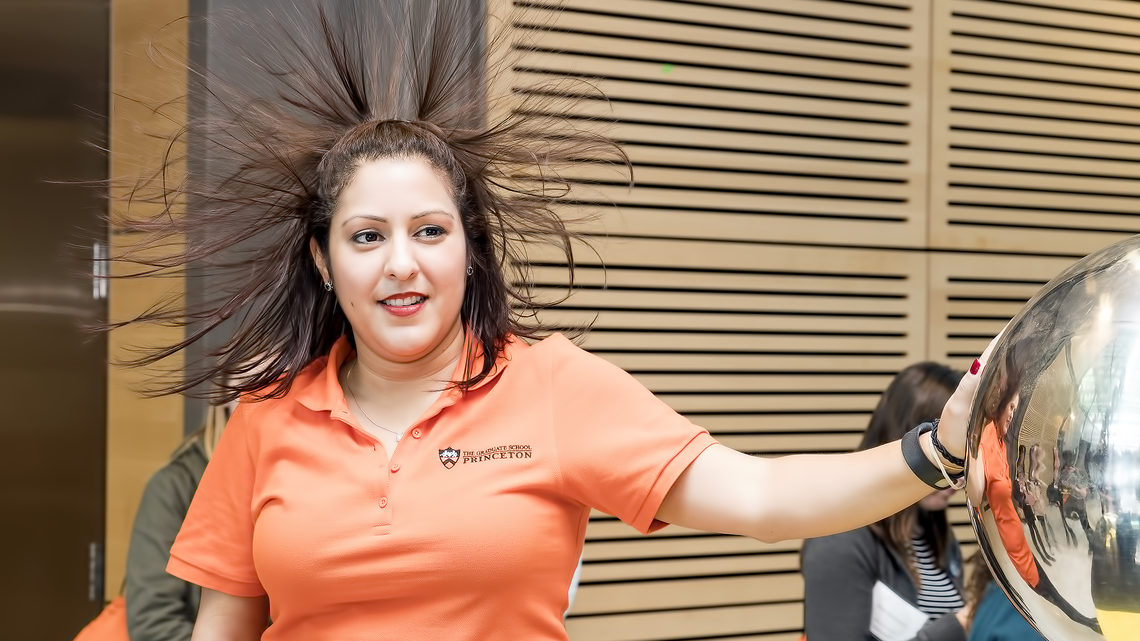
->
<box><xmin>124</xmin><ymin>456</ymin><xmax>203</xmax><ymax>641</ymax></box>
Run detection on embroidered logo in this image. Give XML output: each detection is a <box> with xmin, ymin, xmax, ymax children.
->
<box><xmin>462</xmin><ymin>444</ymin><xmax>533</xmax><ymax>464</ymax></box>
<box><xmin>438</xmin><ymin>447</ymin><xmax>460</xmax><ymax>469</ymax></box>
<box><xmin>437</xmin><ymin>444</ymin><xmax>534</xmax><ymax>469</ymax></box>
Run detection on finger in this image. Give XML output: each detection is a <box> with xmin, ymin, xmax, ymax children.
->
<box><xmin>971</xmin><ymin>321</ymin><xmax>1010</xmax><ymax>377</ymax></box>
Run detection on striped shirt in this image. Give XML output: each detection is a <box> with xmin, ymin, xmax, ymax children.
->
<box><xmin>911</xmin><ymin>536</ymin><xmax>964</xmax><ymax>617</ymax></box>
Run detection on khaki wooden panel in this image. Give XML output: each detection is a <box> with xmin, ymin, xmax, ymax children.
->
<box><xmin>509</xmin><ymin>0</ymin><xmax>932</xmax><ymax>249</ymax></box>
<box><xmin>929</xmin><ymin>0</ymin><xmax>1140</xmax><ymax>253</ymax></box>
<box><xmin>106</xmin><ymin>0</ymin><xmax>188</xmax><ymax>596</ymax></box>
<box><xmin>565</xmin><ymin>602</ymin><xmax>803</xmax><ymax>641</ymax></box>
<box><xmin>927</xmin><ymin>251</ymin><xmax>1077</xmax><ymax>368</ymax></box>
<box><xmin>496</xmin><ymin>2</ymin><xmax>935</xmax><ymax>638</ymax></box>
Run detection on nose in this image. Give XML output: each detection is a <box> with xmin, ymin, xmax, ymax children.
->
<box><xmin>384</xmin><ymin>236</ymin><xmax>418</xmax><ymax>281</ymax></box>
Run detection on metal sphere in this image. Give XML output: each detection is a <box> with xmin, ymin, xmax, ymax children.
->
<box><xmin>966</xmin><ymin>235</ymin><xmax>1140</xmax><ymax>641</ymax></box>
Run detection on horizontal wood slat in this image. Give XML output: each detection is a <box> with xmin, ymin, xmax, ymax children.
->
<box><xmin>930</xmin><ymin>0</ymin><xmax>1140</xmax><ymax>252</ymax></box>
<box><xmin>510</xmin><ymin>0</ymin><xmax>931</xmax><ymax>249</ymax></box>
<box><xmin>927</xmin><ymin>251</ymin><xmax>1075</xmax><ymax>366</ymax></box>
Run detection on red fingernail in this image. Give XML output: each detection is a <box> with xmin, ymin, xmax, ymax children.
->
<box><xmin>970</xmin><ymin>359</ymin><xmax>981</xmax><ymax>375</ymax></box>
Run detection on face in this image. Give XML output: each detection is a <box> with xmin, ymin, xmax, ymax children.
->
<box><xmin>919</xmin><ymin>487</ymin><xmax>956</xmax><ymax>512</ymax></box>
<box><xmin>312</xmin><ymin>156</ymin><xmax>467</xmax><ymax>365</ymax></box>
<box><xmin>998</xmin><ymin>394</ymin><xmax>1019</xmax><ymax>431</ymax></box>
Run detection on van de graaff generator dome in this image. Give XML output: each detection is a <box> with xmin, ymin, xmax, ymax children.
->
<box><xmin>966</xmin><ymin>235</ymin><xmax>1140</xmax><ymax>641</ymax></box>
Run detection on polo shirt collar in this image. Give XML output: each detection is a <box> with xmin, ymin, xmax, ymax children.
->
<box><xmin>294</xmin><ymin>330</ymin><xmax>513</xmax><ymax>413</ymax></box>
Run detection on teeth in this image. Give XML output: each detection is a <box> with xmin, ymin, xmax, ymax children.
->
<box><xmin>383</xmin><ymin>296</ymin><xmax>425</xmax><ymax>307</ymax></box>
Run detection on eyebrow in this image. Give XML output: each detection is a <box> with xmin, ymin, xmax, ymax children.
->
<box><xmin>341</xmin><ymin>210</ymin><xmax>456</xmax><ymax>227</ymax></box>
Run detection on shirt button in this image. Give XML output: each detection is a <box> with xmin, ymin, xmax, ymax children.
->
<box><xmin>378</xmin><ymin>497</ymin><xmax>388</xmax><ymax>508</ymax></box>
<box><xmin>390</xmin><ymin>463</ymin><xmax>400</xmax><ymax>473</ymax></box>
<box><xmin>411</xmin><ymin>428</ymin><xmax>423</xmax><ymax>439</ymax></box>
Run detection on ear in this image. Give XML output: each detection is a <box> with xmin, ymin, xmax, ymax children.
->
<box><xmin>309</xmin><ymin>236</ymin><xmax>330</xmax><ymax>284</ymax></box>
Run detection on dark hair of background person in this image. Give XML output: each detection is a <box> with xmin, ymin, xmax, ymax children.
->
<box><xmin>858</xmin><ymin>362</ymin><xmax>963</xmax><ymax>585</ymax></box>
<box><xmin>105</xmin><ymin>0</ymin><xmax>627</xmax><ymax>403</ymax></box>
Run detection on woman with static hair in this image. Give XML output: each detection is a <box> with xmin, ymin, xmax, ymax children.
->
<box><xmin>801</xmin><ymin>363</ymin><xmax>969</xmax><ymax>641</ymax></box>
<box><xmin>108</xmin><ymin>3</ymin><xmax>995</xmax><ymax>639</ymax></box>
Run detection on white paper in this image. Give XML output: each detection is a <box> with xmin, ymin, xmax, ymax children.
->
<box><xmin>869</xmin><ymin>580</ymin><xmax>929</xmax><ymax>641</ymax></box>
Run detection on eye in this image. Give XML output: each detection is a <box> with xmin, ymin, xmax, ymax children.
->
<box><xmin>352</xmin><ymin>230</ymin><xmax>382</xmax><ymax>244</ymax></box>
<box><xmin>416</xmin><ymin>225</ymin><xmax>447</xmax><ymax>239</ymax></box>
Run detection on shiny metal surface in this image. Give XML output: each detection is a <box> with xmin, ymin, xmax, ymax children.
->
<box><xmin>966</xmin><ymin>235</ymin><xmax>1140</xmax><ymax>641</ymax></box>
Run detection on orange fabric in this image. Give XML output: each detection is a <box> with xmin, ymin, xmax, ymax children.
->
<box><xmin>979</xmin><ymin>422</ymin><xmax>1039</xmax><ymax>588</ymax></box>
<box><xmin>71</xmin><ymin>596</ymin><xmax>129</xmax><ymax>641</ymax></box>
<box><xmin>168</xmin><ymin>333</ymin><xmax>715</xmax><ymax>640</ymax></box>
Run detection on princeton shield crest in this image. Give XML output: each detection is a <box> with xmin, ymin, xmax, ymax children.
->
<box><xmin>439</xmin><ymin>447</ymin><xmax>460</xmax><ymax>469</ymax></box>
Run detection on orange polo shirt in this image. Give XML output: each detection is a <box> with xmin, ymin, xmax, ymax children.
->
<box><xmin>167</xmin><ymin>333</ymin><xmax>716</xmax><ymax>640</ymax></box>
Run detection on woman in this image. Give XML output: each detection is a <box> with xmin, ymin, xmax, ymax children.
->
<box><xmin>109</xmin><ymin>3</ymin><xmax>990</xmax><ymax>639</ymax></box>
<box><xmin>124</xmin><ymin>403</ymin><xmax>231</xmax><ymax>640</ymax></box>
<box><xmin>801</xmin><ymin>363</ymin><xmax>968</xmax><ymax>641</ymax></box>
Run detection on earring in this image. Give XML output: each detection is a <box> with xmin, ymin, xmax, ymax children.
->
<box><xmin>466</xmin><ymin>266</ymin><xmax>474</xmax><ymax>276</ymax></box>
<box><xmin>323</xmin><ymin>281</ymin><xmax>333</xmax><ymax>292</ymax></box>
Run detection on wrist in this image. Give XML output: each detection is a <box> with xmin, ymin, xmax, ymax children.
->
<box><xmin>930</xmin><ymin>418</ymin><xmax>965</xmax><ymax>464</ymax></box>
<box><xmin>901</xmin><ymin>422</ymin><xmax>965</xmax><ymax>490</ymax></box>
<box><xmin>920</xmin><ymin>432</ymin><xmax>963</xmax><ymax>473</ymax></box>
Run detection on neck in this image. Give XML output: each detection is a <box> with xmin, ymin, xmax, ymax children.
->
<box><xmin>348</xmin><ymin>322</ymin><xmax>467</xmax><ymax>400</ymax></box>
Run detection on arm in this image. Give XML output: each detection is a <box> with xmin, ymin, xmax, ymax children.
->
<box><xmin>658</xmin><ymin>441</ymin><xmax>934</xmax><ymax>542</ymax></box>
<box><xmin>125</xmin><ymin>464</ymin><xmax>199</xmax><ymax>641</ymax></box>
<box><xmin>190</xmin><ymin>589</ymin><xmax>269</xmax><ymax>641</ymax></box>
<box><xmin>658</xmin><ymin>332</ymin><xmax>997</xmax><ymax>542</ymax></box>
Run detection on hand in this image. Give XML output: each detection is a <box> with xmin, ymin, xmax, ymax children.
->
<box><xmin>937</xmin><ymin>327</ymin><xmax>1007</xmax><ymax>460</ymax></box>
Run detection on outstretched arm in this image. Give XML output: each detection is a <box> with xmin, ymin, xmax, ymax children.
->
<box><xmin>657</xmin><ymin>333</ymin><xmax>998</xmax><ymax>542</ymax></box>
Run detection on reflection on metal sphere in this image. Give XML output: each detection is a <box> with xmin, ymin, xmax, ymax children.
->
<box><xmin>966</xmin><ymin>235</ymin><xmax>1140</xmax><ymax>641</ymax></box>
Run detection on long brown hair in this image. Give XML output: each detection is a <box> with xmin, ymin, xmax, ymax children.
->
<box><xmin>108</xmin><ymin>1</ymin><xmax>625</xmax><ymax>402</ymax></box>
<box><xmin>859</xmin><ymin>362</ymin><xmax>962</xmax><ymax>584</ymax></box>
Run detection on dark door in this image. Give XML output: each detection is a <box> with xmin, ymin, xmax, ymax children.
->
<box><xmin>0</xmin><ymin>1</ymin><xmax>110</xmax><ymax>637</ymax></box>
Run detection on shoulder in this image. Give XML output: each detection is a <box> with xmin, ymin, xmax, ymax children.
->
<box><xmin>138</xmin><ymin>449</ymin><xmax>203</xmax><ymax>516</ymax></box>
<box><xmin>524</xmin><ymin>332</ymin><xmax>582</xmax><ymax>359</ymax></box>
<box><xmin>166</xmin><ymin>437</ymin><xmax>209</xmax><ymax>480</ymax></box>
<box><xmin>525</xmin><ymin>332</ymin><xmax>627</xmax><ymax>378</ymax></box>
<box><xmin>500</xmin><ymin>333</ymin><xmax>606</xmax><ymax>381</ymax></box>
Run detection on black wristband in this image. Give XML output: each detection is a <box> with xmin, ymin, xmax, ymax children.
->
<box><xmin>901</xmin><ymin>422</ymin><xmax>950</xmax><ymax>490</ymax></box>
<box><xmin>929</xmin><ymin>418</ymin><xmax>966</xmax><ymax>468</ymax></box>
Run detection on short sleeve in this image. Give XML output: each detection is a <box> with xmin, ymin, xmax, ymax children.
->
<box><xmin>546</xmin><ymin>335</ymin><xmax>716</xmax><ymax>533</ymax></box>
<box><xmin>166</xmin><ymin>403</ymin><xmax>266</xmax><ymax>597</ymax></box>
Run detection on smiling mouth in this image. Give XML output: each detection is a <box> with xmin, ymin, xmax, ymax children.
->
<box><xmin>381</xmin><ymin>295</ymin><xmax>426</xmax><ymax>308</ymax></box>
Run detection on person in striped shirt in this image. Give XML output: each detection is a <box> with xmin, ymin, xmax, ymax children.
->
<box><xmin>802</xmin><ymin>363</ymin><xmax>968</xmax><ymax>641</ymax></box>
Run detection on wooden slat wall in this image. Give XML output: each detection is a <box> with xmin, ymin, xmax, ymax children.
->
<box><xmin>509</xmin><ymin>0</ymin><xmax>931</xmax><ymax>248</ymax></box>
<box><xmin>491</xmin><ymin>0</ymin><xmax>1140</xmax><ymax>639</ymax></box>
<box><xmin>929</xmin><ymin>0</ymin><xmax>1140</xmax><ymax>254</ymax></box>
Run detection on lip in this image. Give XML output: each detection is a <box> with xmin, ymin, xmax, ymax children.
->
<box><xmin>380</xmin><ymin>292</ymin><xmax>427</xmax><ymax>318</ymax></box>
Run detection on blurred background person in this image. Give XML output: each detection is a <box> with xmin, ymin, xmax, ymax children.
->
<box><xmin>802</xmin><ymin>362</ymin><xmax>967</xmax><ymax>641</ymax></box>
<box><xmin>962</xmin><ymin>550</ymin><xmax>1045</xmax><ymax>641</ymax></box>
<box><xmin>123</xmin><ymin>402</ymin><xmax>232</xmax><ymax>640</ymax></box>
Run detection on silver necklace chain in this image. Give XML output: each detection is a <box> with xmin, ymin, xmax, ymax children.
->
<box><xmin>345</xmin><ymin>361</ymin><xmax>402</xmax><ymax>442</ymax></box>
